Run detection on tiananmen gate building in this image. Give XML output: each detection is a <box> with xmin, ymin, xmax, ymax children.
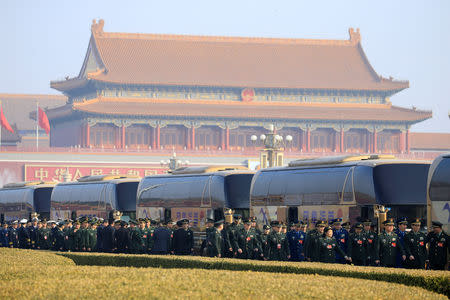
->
<box><xmin>48</xmin><ymin>19</ymin><xmax>432</xmax><ymax>154</ymax></box>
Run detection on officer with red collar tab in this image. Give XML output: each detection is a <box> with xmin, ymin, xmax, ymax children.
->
<box><xmin>332</xmin><ymin>218</ymin><xmax>349</xmax><ymax>264</ymax></box>
<box><xmin>286</xmin><ymin>221</ymin><xmax>306</xmax><ymax>261</ymax></box>
<box><xmin>375</xmin><ymin>218</ymin><xmax>406</xmax><ymax>267</ymax></box>
<box><xmin>426</xmin><ymin>221</ymin><xmax>449</xmax><ymax>270</ymax></box>
<box><xmin>236</xmin><ymin>218</ymin><xmax>260</xmax><ymax>259</ymax></box>
<box><xmin>404</xmin><ymin>218</ymin><xmax>427</xmax><ymax>269</ymax></box>
<box><xmin>348</xmin><ymin>222</ymin><xmax>367</xmax><ymax>266</ymax></box>
<box><xmin>362</xmin><ymin>219</ymin><xmax>378</xmax><ymax>266</ymax></box>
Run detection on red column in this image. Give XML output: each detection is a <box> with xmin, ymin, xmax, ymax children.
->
<box><xmin>306</xmin><ymin>128</ymin><xmax>311</xmax><ymax>152</ymax></box>
<box><xmin>334</xmin><ymin>131</ymin><xmax>339</xmax><ymax>152</ymax></box>
<box><xmin>156</xmin><ymin>125</ymin><xmax>160</xmax><ymax>149</ymax></box>
<box><xmin>186</xmin><ymin>127</ymin><xmax>191</xmax><ymax>149</ymax></box>
<box><xmin>121</xmin><ymin>125</ymin><xmax>126</xmax><ymax>149</ymax></box>
<box><xmin>366</xmin><ymin>131</ymin><xmax>370</xmax><ymax>153</ymax></box>
<box><xmin>406</xmin><ymin>129</ymin><xmax>410</xmax><ymax>154</ymax></box>
<box><xmin>86</xmin><ymin>123</ymin><xmax>90</xmax><ymax>148</ymax></box>
<box><xmin>115</xmin><ymin>126</ymin><xmax>120</xmax><ymax>149</ymax></box>
<box><xmin>190</xmin><ymin>127</ymin><xmax>195</xmax><ymax>150</ymax></box>
<box><xmin>300</xmin><ymin>130</ymin><xmax>306</xmax><ymax>152</ymax></box>
<box><xmin>151</xmin><ymin>127</ymin><xmax>156</xmax><ymax>149</ymax></box>
<box><xmin>221</xmin><ymin>128</ymin><xmax>225</xmax><ymax>150</ymax></box>
<box><xmin>399</xmin><ymin>131</ymin><xmax>405</xmax><ymax>153</ymax></box>
<box><xmin>225</xmin><ymin>128</ymin><xmax>230</xmax><ymax>150</ymax></box>
<box><xmin>340</xmin><ymin>129</ymin><xmax>344</xmax><ymax>152</ymax></box>
<box><xmin>373</xmin><ymin>131</ymin><xmax>378</xmax><ymax>153</ymax></box>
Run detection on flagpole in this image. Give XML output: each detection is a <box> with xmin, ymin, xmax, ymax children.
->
<box><xmin>36</xmin><ymin>101</ymin><xmax>39</xmax><ymax>151</ymax></box>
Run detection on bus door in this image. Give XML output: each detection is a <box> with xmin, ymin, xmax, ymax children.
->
<box><xmin>288</xmin><ymin>207</ymin><xmax>298</xmax><ymax>223</ymax></box>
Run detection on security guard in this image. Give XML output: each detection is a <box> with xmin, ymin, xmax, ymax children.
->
<box><xmin>305</xmin><ymin>220</ymin><xmax>326</xmax><ymax>262</ymax></box>
<box><xmin>426</xmin><ymin>221</ymin><xmax>449</xmax><ymax>270</ymax></box>
<box><xmin>362</xmin><ymin>219</ymin><xmax>377</xmax><ymax>266</ymax></box>
<box><xmin>172</xmin><ymin>219</ymin><xmax>194</xmax><ymax>255</ymax></box>
<box><xmin>375</xmin><ymin>218</ymin><xmax>406</xmax><ymax>267</ymax></box>
<box><xmin>348</xmin><ymin>222</ymin><xmax>367</xmax><ymax>266</ymax></box>
<box><xmin>332</xmin><ymin>218</ymin><xmax>349</xmax><ymax>264</ymax></box>
<box><xmin>207</xmin><ymin>220</ymin><xmax>224</xmax><ymax>258</ymax></box>
<box><xmin>236</xmin><ymin>218</ymin><xmax>260</xmax><ymax>259</ymax></box>
<box><xmin>404</xmin><ymin>218</ymin><xmax>427</xmax><ymax>269</ymax></box>
<box><xmin>268</xmin><ymin>221</ymin><xmax>290</xmax><ymax>261</ymax></box>
<box><xmin>319</xmin><ymin>226</ymin><xmax>350</xmax><ymax>263</ymax></box>
<box><xmin>395</xmin><ymin>217</ymin><xmax>408</xmax><ymax>268</ymax></box>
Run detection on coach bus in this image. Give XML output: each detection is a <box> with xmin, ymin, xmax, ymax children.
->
<box><xmin>427</xmin><ymin>153</ymin><xmax>450</xmax><ymax>232</ymax></box>
<box><xmin>0</xmin><ymin>181</ymin><xmax>55</xmax><ymax>223</ymax></box>
<box><xmin>136</xmin><ymin>166</ymin><xmax>254</xmax><ymax>228</ymax></box>
<box><xmin>50</xmin><ymin>175</ymin><xmax>140</xmax><ymax>221</ymax></box>
<box><xmin>250</xmin><ymin>155</ymin><xmax>430</xmax><ymax>228</ymax></box>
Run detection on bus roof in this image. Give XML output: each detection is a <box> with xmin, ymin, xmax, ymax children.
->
<box><xmin>288</xmin><ymin>155</ymin><xmax>396</xmax><ymax>167</ymax></box>
<box><xmin>76</xmin><ymin>175</ymin><xmax>140</xmax><ymax>182</ymax></box>
<box><xmin>1</xmin><ymin>181</ymin><xmax>56</xmax><ymax>189</ymax></box>
<box><xmin>170</xmin><ymin>165</ymin><xmax>248</xmax><ymax>175</ymax></box>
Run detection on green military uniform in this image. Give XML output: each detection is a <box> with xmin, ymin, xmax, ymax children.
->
<box><xmin>236</xmin><ymin>222</ymin><xmax>260</xmax><ymax>259</ymax></box>
<box><xmin>426</xmin><ymin>221</ymin><xmax>449</xmax><ymax>270</ymax></box>
<box><xmin>129</xmin><ymin>221</ymin><xmax>142</xmax><ymax>254</ymax></box>
<box><xmin>207</xmin><ymin>222</ymin><xmax>224</xmax><ymax>257</ymax></box>
<box><xmin>258</xmin><ymin>225</ymin><xmax>271</xmax><ymax>260</ymax></box>
<box><xmin>38</xmin><ymin>226</ymin><xmax>51</xmax><ymax>250</ymax></box>
<box><xmin>63</xmin><ymin>225</ymin><xmax>75</xmax><ymax>251</ymax></box>
<box><xmin>404</xmin><ymin>219</ymin><xmax>427</xmax><ymax>269</ymax></box>
<box><xmin>376</xmin><ymin>219</ymin><xmax>405</xmax><ymax>267</ymax></box>
<box><xmin>139</xmin><ymin>222</ymin><xmax>150</xmax><ymax>253</ymax></box>
<box><xmin>87</xmin><ymin>226</ymin><xmax>97</xmax><ymax>251</ymax></box>
<box><xmin>305</xmin><ymin>220</ymin><xmax>326</xmax><ymax>262</ymax></box>
<box><xmin>319</xmin><ymin>235</ymin><xmax>348</xmax><ymax>263</ymax></box>
<box><xmin>74</xmin><ymin>226</ymin><xmax>85</xmax><ymax>251</ymax></box>
<box><xmin>268</xmin><ymin>223</ymin><xmax>290</xmax><ymax>261</ymax></box>
<box><xmin>362</xmin><ymin>220</ymin><xmax>378</xmax><ymax>266</ymax></box>
<box><xmin>348</xmin><ymin>223</ymin><xmax>367</xmax><ymax>266</ymax></box>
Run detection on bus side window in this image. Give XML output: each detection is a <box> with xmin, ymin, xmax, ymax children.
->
<box><xmin>164</xmin><ymin>209</ymin><xmax>171</xmax><ymax>223</ymax></box>
<box><xmin>71</xmin><ymin>211</ymin><xmax>77</xmax><ymax>221</ymax></box>
<box><xmin>214</xmin><ymin>208</ymin><xmax>224</xmax><ymax>222</ymax></box>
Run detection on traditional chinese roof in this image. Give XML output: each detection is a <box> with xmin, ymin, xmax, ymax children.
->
<box><xmin>51</xmin><ymin>19</ymin><xmax>409</xmax><ymax>93</ymax></box>
<box><xmin>46</xmin><ymin>96</ymin><xmax>431</xmax><ymax>124</ymax></box>
<box><xmin>410</xmin><ymin>132</ymin><xmax>450</xmax><ymax>151</ymax></box>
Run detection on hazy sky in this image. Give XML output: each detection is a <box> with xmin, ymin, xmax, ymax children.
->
<box><xmin>1</xmin><ymin>0</ymin><xmax>449</xmax><ymax>132</ymax></box>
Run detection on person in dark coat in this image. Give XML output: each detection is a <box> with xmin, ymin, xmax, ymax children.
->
<box><xmin>96</xmin><ymin>219</ymin><xmax>108</xmax><ymax>252</ymax></box>
<box><xmin>348</xmin><ymin>222</ymin><xmax>367</xmax><ymax>266</ymax></box>
<box><xmin>172</xmin><ymin>219</ymin><xmax>194</xmax><ymax>255</ymax></box>
<box><xmin>305</xmin><ymin>220</ymin><xmax>326</xmax><ymax>262</ymax></box>
<box><xmin>426</xmin><ymin>221</ymin><xmax>449</xmax><ymax>270</ymax></box>
<box><xmin>151</xmin><ymin>221</ymin><xmax>172</xmax><ymax>254</ymax></box>
<box><xmin>28</xmin><ymin>218</ymin><xmax>39</xmax><ymax>249</ymax></box>
<box><xmin>404</xmin><ymin>218</ymin><xmax>427</xmax><ymax>269</ymax></box>
<box><xmin>102</xmin><ymin>220</ymin><xmax>116</xmax><ymax>252</ymax></box>
<box><xmin>319</xmin><ymin>226</ymin><xmax>350</xmax><ymax>263</ymax></box>
<box><xmin>114</xmin><ymin>220</ymin><xmax>130</xmax><ymax>253</ymax></box>
<box><xmin>207</xmin><ymin>220</ymin><xmax>224</xmax><ymax>257</ymax></box>
<box><xmin>375</xmin><ymin>218</ymin><xmax>406</xmax><ymax>267</ymax></box>
<box><xmin>0</xmin><ymin>223</ymin><xmax>9</xmax><ymax>247</ymax></box>
<box><xmin>8</xmin><ymin>221</ymin><xmax>19</xmax><ymax>248</ymax></box>
<box><xmin>18</xmin><ymin>219</ymin><xmax>30</xmax><ymax>249</ymax></box>
<box><xmin>52</xmin><ymin>222</ymin><xmax>65</xmax><ymax>251</ymax></box>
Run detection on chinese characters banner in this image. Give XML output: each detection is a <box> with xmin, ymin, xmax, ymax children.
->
<box><xmin>25</xmin><ymin>164</ymin><xmax>167</xmax><ymax>182</ymax></box>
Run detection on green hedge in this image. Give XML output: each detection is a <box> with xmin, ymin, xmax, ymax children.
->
<box><xmin>61</xmin><ymin>252</ymin><xmax>450</xmax><ymax>297</ymax></box>
<box><xmin>0</xmin><ymin>249</ymin><xmax>446</xmax><ymax>299</ymax></box>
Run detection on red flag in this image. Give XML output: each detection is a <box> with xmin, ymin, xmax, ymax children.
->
<box><xmin>38</xmin><ymin>107</ymin><xmax>50</xmax><ymax>135</ymax></box>
<box><xmin>0</xmin><ymin>106</ymin><xmax>14</xmax><ymax>133</ymax></box>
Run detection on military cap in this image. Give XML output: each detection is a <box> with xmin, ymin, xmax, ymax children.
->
<box><xmin>114</xmin><ymin>220</ymin><xmax>121</xmax><ymax>225</ymax></box>
<box><xmin>324</xmin><ymin>226</ymin><xmax>333</xmax><ymax>232</ymax></box>
<box><xmin>331</xmin><ymin>218</ymin><xmax>343</xmax><ymax>225</ymax></box>
<box><xmin>263</xmin><ymin>224</ymin><xmax>271</xmax><ymax>230</ymax></box>
<box><xmin>121</xmin><ymin>220</ymin><xmax>128</xmax><ymax>226</ymax></box>
<box><xmin>354</xmin><ymin>222</ymin><xmax>363</xmax><ymax>229</ymax></box>
<box><xmin>251</xmin><ymin>216</ymin><xmax>257</xmax><ymax>222</ymax></box>
<box><xmin>432</xmin><ymin>221</ymin><xmax>443</xmax><ymax>228</ymax></box>
<box><xmin>410</xmin><ymin>218</ymin><xmax>421</xmax><ymax>225</ymax></box>
<box><xmin>243</xmin><ymin>218</ymin><xmax>252</xmax><ymax>224</ymax></box>
<box><xmin>206</xmin><ymin>218</ymin><xmax>215</xmax><ymax>223</ymax></box>
<box><xmin>129</xmin><ymin>220</ymin><xmax>138</xmax><ymax>225</ymax></box>
<box><xmin>12</xmin><ymin>220</ymin><xmax>18</xmax><ymax>224</ymax></box>
<box><xmin>397</xmin><ymin>217</ymin><xmax>408</xmax><ymax>225</ymax></box>
<box><xmin>150</xmin><ymin>220</ymin><xmax>157</xmax><ymax>225</ymax></box>
<box><xmin>57</xmin><ymin>222</ymin><xmax>65</xmax><ymax>227</ymax></box>
<box><xmin>281</xmin><ymin>223</ymin><xmax>287</xmax><ymax>228</ymax></box>
<box><xmin>214</xmin><ymin>219</ymin><xmax>224</xmax><ymax>227</ymax></box>
<box><xmin>233</xmin><ymin>214</ymin><xmax>242</xmax><ymax>219</ymax></box>
<box><xmin>73</xmin><ymin>220</ymin><xmax>80</xmax><ymax>225</ymax></box>
<box><xmin>362</xmin><ymin>219</ymin><xmax>372</xmax><ymax>226</ymax></box>
<box><xmin>176</xmin><ymin>220</ymin><xmax>183</xmax><ymax>227</ymax></box>
<box><xmin>315</xmin><ymin>220</ymin><xmax>326</xmax><ymax>227</ymax></box>
<box><xmin>20</xmin><ymin>219</ymin><xmax>28</xmax><ymax>224</ymax></box>
<box><xmin>342</xmin><ymin>221</ymin><xmax>351</xmax><ymax>227</ymax></box>
<box><xmin>31</xmin><ymin>217</ymin><xmax>39</xmax><ymax>222</ymax></box>
<box><xmin>383</xmin><ymin>218</ymin><xmax>395</xmax><ymax>226</ymax></box>
<box><xmin>270</xmin><ymin>220</ymin><xmax>281</xmax><ymax>226</ymax></box>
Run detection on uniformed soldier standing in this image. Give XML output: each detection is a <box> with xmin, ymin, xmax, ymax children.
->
<box><xmin>87</xmin><ymin>221</ymin><xmax>98</xmax><ymax>252</ymax></box>
<box><xmin>375</xmin><ymin>219</ymin><xmax>406</xmax><ymax>267</ymax></box>
<box><xmin>172</xmin><ymin>219</ymin><xmax>194</xmax><ymax>255</ymax></box>
<box><xmin>207</xmin><ymin>220</ymin><xmax>224</xmax><ymax>258</ymax></box>
<box><xmin>319</xmin><ymin>226</ymin><xmax>350</xmax><ymax>263</ymax></box>
<box><xmin>28</xmin><ymin>218</ymin><xmax>39</xmax><ymax>249</ymax></box>
<box><xmin>38</xmin><ymin>221</ymin><xmax>51</xmax><ymax>250</ymax></box>
<box><xmin>8</xmin><ymin>221</ymin><xmax>19</xmax><ymax>248</ymax></box>
<box><xmin>52</xmin><ymin>222</ymin><xmax>65</xmax><ymax>251</ymax></box>
<box><xmin>287</xmin><ymin>222</ymin><xmax>306</xmax><ymax>261</ymax></box>
<box><xmin>102</xmin><ymin>219</ymin><xmax>116</xmax><ymax>253</ymax></box>
<box><xmin>138</xmin><ymin>219</ymin><xmax>150</xmax><ymax>254</ymax></box>
<box><xmin>200</xmin><ymin>218</ymin><xmax>215</xmax><ymax>256</ymax></box>
<box><xmin>128</xmin><ymin>220</ymin><xmax>142</xmax><ymax>254</ymax></box>
<box><xmin>332</xmin><ymin>218</ymin><xmax>349</xmax><ymax>264</ymax></box>
<box><xmin>426</xmin><ymin>221</ymin><xmax>449</xmax><ymax>270</ymax></box>
<box><xmin>18</xmin><ymin>219</ymin><xmax>30</xmax><ymax>249</ymax></box>
<box><xmin>0</xmin><ymin>223</ymin><xmax>8</xmax><ymax>247</ymax></box>
<box><xmin>72</xmin><ymin>221</ymin><xmax>82</xmax><ymax>251</ymax></box>
<box><xmin>305</xmin><ymin>220</ymin><xmax>326</xmax><ymax>262</ymax></box>
<box><xmin>114</xmin><ymin>220</ymin><xmax>130</xmax><ymax>253</ymax></box>
<box><xmin>404</xmin><ymin>218</ymin><xmax>427</xmax><ymax>269</ymax></box>
<box><xmin>236</xmin><ymin>218</ymin><xmax>260</xmax><ymax>259</ymax></box>
<box><xmin>63</xmin><ymin>220</ymin><xmax>74</xmax><ymax>251</ymax></box>
<box><xmin>224</xmin><ymin>214</ymin><xmax>242</xmax><ymax>257</ymax></box>
<box><xmin>268</xmin><ymin>221</ymin><xmax>290</xmax><ymax>261</ymax></box>
<box><xmin>394</xmin><ymin>217</ymin><xmax>408</xmax><ymax>268</ymax></box>
<box><xmin>348</xmin><ymin>222</ymin><xmax>367</xmax><ymax>266</ymax></box>
<box><xmin>362</xmin><ymin>219</ymin><xmax>377</xmax><ymax>266</ymax></box>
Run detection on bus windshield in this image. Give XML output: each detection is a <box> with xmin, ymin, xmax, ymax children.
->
<box><xmin>224</xmin><ymin>174</ymin><xmax>253</xmax><ymax>209</ymax></box>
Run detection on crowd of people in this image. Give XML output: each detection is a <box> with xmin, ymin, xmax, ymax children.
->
<box><xmin>0</xmin><ymin>214</ymin><xmax>448</xmax><ymax>270</ymax></box>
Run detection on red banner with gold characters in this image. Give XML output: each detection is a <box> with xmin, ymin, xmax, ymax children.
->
<box><xmin>25</xmin><ymin>164</ymin><xmax>166</xmax><ymax>182</ymax></box>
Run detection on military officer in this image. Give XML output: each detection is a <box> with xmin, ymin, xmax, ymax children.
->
<box><xmin>404</xmin><ymin>218</ymin><xmax>427</xmax><ymax>269</ymax></box>
<box><xmin>18</xmin><ymin>219</ymin><xmax>30</xmax><ymax>249</ymax></box>
<box><xmin>332</xmin><ymin>218</ymin><xmax>349</xmax><ymax>264</ymax></box>
<box><xmin>0</xmin><ymin>223</ymin><xmax>8</xmax><ymax>247</ymax></box>
<box><xmin>375</xmin><ymin>218</ymin><xmax>406</xmax><ymax>267</ymax></box>
<box><xmin>224</xmin><ymin>214</ymin><xmax>242</xmax><ymax>257</ymax></box>
<box><xmin>258</xmin><ymin>224</ymin><xmax>271</xmax><ymax>260</ymax></box>
<box><xmin>342</xmin><ymin>221</ymin><xmax>351</xmax><ymax>232</ymax></box>
<box><xmin>287</xmin><ymin>221</ymin><xmax>306</xmax><ymax>261</ymax></box>
<box><xmin>236</xmin><ymin>218</ymin><xmax>260</xmax><ymax>259</ymax></box>
<box><xmin>102</xmin><ymin>219</ymin><xmax>116</xmax><ymax>253</ymax></box>
<box><xmin>305</xmin><ymin>220</ymin><xmax>326</xmax><ymax>262</ymax></box>
<box><xmin>200</xmin><ymin>218</ymin><xmax>215</xmax><ymax>256</ymax></box>
<box><xmin>8</xmin><ymin>220</ymin><xmax>19</xmax><ymax>248</ymax></box>
<box><xmin>172</xmin><ymin>219</ymin><xmax>194</xmax><ymax>255</ymax></box>
<box><xmin>362</xmin><ymin>219</ymin><xmax>377</xmax><ymax>266</ymax></box>
<box><xmin>319</xmin><ymin>226</ymin><xmax>350</xmax><ymax>263</ymax></box>
<box><xmin>138</xmin><ymin>219</ymin><xmax>150</xmax><ymax>254</ymax></box>
<box><xmin>207</xmin><ymin>220</ymin><xmax>224</xmax><ymax>258</ymax></box>
<box><xmin>38</xmin><ymin>221</ymin><xmax>51</xmax><ymax>250</ymax></box>
<box><xmin>115</xmin><ymin>220</ymin><xmax>130</xmax><ymax>253</ymax></box>
<box><xmin>426</xmin><ymin>221</ymin><xmax>449</xmax><ymax>270</ymax></box>
<box><xmin>395</xmin><ymin>217</ymin><xmax>408</xmax><ymax>268</ymax></box>
<box><xmin>268</xmin><ymin>221</ymin><xmax>290</xmax><ymax>261</ymax></box>
<box><xmin>28</xmin><ymin>218</ymin><xmax>39</xmax><ymax>249</ymax></box>
<box><xmin>87</xmin><ymin>221</ymin><xmax>98</xmax><ymax>252</ymax></box>
<box><xmin>128</xmin><ymin>220</ymin><xmax>142</xmax><ymax>254</ymax></box>
<box><xmin>348</xmin><ymin>222</ymin><xmax>367</xmax><ymax>266</ymax></box>
<box><xmin>52</xmin><ymin>222</ymin><xmax>65</xmax><ymax>251</ymax></box>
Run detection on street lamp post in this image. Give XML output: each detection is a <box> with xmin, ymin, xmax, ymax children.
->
<box><xmin>251</xmin><ymin>124</ymin><xmax>292</xmax><ymax>168</ymax></box>
<box><xmin>160</xmin><ymin>151</ymin><xmax>189</xmax><ymax>173</ymax></box>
